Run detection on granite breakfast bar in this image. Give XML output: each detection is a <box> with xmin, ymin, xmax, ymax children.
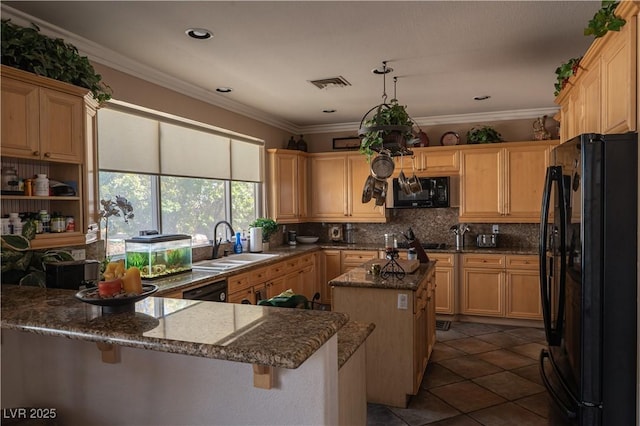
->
<box><xmin>1</xmin><ymin>285</ymin><xmax>373</xmax><ymax>425</ymax></box>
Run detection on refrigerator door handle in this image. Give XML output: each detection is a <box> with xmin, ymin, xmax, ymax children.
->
<box><xmin>539</xmin><ymin>349</ymin><xmax>578</xmax><ymax>419</ymax></box>
<box><xmin>539</xmin><ymin>166</ymin><xmax>566</xmax><ymax>346</ymax></box>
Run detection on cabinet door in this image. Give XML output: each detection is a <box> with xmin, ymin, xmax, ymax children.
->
<box><xmin>347</xmin><ymin>154</ymin><xmax>386</xmax><ymax>221</ymax></box>
<box><xmin>580</xmin><ymin>59</ymin><xmax>602</xmax><ymax>134</ymax></box>
<box><xmin>341</xmin><ymin>250</ymin><xmax>378</xmax><ymax>272</ymax></box>
<box><xmin>601</xmin><ymin>17</ymin><xmax>637</xmax><ymax>133</ymax></box>
<box><xmin>462</xmin><ymin>268</ymin><xmax>504</xmax><ymax>316</ymax></box>
<box><xmin>309</xmin><ymin>155</ymin><xmax>348</xmax><ymax>219</ymax></box>
<box><xmin>1</xmin><ymin>77</ymin><xmax>40</xmax><ymax>158</ymax></box>
<box><xmin>40</xmin><ymin>88</ymin><xmax>84</xmax><ymax>163</ymax></box>
<box><xmin>503</xmin><ymin>144</ymin><xmax>550</xmax><ymax>221</ymax></box>
<box><xmin>269</xmin><ymin>151</ymin><xmax>307</xmax><ymax>223</ymax></box>
<box><xmin>297</xmin><ymin>264</ymin><xmax>315</xmax><ymax>300</ymax></box>
<box><xmin>421</xmin><ymin>148</ymin><xmax>460</xmax><ymax>175</ymax></box>
<box><xmin>505</xmin><ymin>269</ymin><xmax>542</xmax><ymax>320</ymax></box>
<box><xmin>322</xmin><ymin>250</ymin><xmax>342</xmax><ymax>306</ymax></box>
<box><xmin>459</xmin><ymin>147</ymin><xmax>502</xmax><ymax>220</ymax></box>
<box><xmin>434</xmin><ymin>267</ymin><xmax>454</xmax><ymax>314</ymax></box>
<box><xmin>228</xmin><ymin>288</ymin><xmax>254</xmax><ymax>304</ymax></box>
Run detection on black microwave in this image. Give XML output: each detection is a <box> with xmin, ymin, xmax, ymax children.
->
<box><xmin>390</xmin><ymin>176</ymin><xmax>450</xmax><ymax>208</ymax></box>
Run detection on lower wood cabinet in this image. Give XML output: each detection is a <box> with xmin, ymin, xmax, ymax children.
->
<box><xmin>430</xmin><ymin>253</ymin><xmax>455</xmax><ymax>314</ymax></box>
<box><xmin>461</xmin><ymin>253</ymin><xmax>541</xmax><ymax>320</ymax></box>
<box><xmin>227</xmin><ymin>253</ymin><xmax>316</xmax><ymax>304</ymax></box>
<box><xmin>321</xmin><ymin>249</ymin><xmax>342</xmax><ymax>307</ymax></box>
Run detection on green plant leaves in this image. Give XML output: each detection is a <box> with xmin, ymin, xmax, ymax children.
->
<box><xmin>1</xmin><ymin>19</ymin><xmax>112</xmax><ymax>103</ymax></box>
<box><xmin>584</xmin><ymin>1</ymin><xmax>625</xmax><ymax>38</ymax></box>
<box><xmin>554</xmin><ymin>57</ymin><xmax>582</xmax><ymax>97</ymax></box>
<box><xmin>466</xmin><ymin>126</ymin><xmax>503</xmax><ymax>144</ymax></box>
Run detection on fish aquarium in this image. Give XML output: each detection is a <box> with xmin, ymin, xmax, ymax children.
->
<box><xmin>125</xmin><ymin>234</ymin><xmax>192</xmax><ymax>280</ymax></box>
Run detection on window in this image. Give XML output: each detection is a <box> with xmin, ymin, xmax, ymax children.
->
<box><xmin>98</xmin><ymin>102</ymin><xmax>263</xmax><ymax>257</ymax></box>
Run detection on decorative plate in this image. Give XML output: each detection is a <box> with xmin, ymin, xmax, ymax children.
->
<box><xmin>75</xmin><ymin>284</ymin><xmax>158</xmax><ymax>313</ymax></box>
<box><xmin>440</xmin><ymin>131</ymin><xmax>460</xmax><ymax>146</ymax></box>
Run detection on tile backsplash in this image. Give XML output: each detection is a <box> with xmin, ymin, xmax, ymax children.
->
<box><xmin>277</xmin><ymin>208</ymin><xmax>539</xmax><ymax>249</ymax></box>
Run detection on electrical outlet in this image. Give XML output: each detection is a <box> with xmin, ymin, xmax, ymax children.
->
<box><xmin>397</xmin><ymin>293</ymin><xmax>408</xmax><ymax>310</ymax></box>
<box><xmin>71</xmin><ymin>249</ymin><xmax>86</xmax><ymax>260</ymax></box>
<box><xmin>492</xmin><ymin>224</ymin><xmax>500</xmax><ymax>234</ymax></box>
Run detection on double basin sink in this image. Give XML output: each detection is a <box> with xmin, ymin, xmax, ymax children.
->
<box><xmin>192</xmin><ymin>253</ymin><xmax>278</xmax><ymax>274</ymax></box>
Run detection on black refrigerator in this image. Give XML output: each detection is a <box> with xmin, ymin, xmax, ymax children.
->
<box><xmin>539</xmin><ymin>132</ymin><xmax>637</xmax><ymax>425</ymax></box>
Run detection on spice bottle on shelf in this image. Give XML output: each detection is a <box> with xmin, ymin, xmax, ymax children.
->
<box><xmin>24</xmin><ymin>178</ymin><xmax>33</xmax><ymax>196</ymax></box>
<box><xmin>65</xmin><ymin>216</ymin><xmax>75</xmax><ymax>232</ymax></box>
<box><xmin>34</xmin><ymin>174</ymin><xmax>49</xmax><ymax>196</ymax></box>
<box><xmin>51</xmin><ymin>212</ymin><xmax>65</xmax><ymax>233</ymax></box>
<box><xmin>39</xmin><ymin>210</ymin><xmax>51</xmax><ymax>233</ymax></box>
<box><xmin>9</xmin><ymin>213</ymin><xmax>22</xmax><ymax>235</ymax></box>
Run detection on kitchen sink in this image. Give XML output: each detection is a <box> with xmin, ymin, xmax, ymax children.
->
<box><xmin>192</xmin><ymin>253</ymin><xmax>278</xmax><ymax>271</ymax></box>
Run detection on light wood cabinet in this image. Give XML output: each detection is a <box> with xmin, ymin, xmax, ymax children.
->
<box><xmin>1</xmin><ymin>66</ymin><xmax>99</xmax><ymax>249</ymax></box>
<box><xmin>322</xmin><ymin>249</ymin><xmax>341</xmax><ymax>307</ymax></box>
<box><xmin>308</xmin><ymin>153</ymin><xmax>386</xmax><ymax>222</ymax></box>
<box><xmin>459</xmin><ymin>141</ymin><xmax>557</xmax><ymax>223</ymax></box>
<box><xmin>332</xmin><ymin>265</ymin><xmax>436</xmax><ymax>408</ymax></box>
<box><xmin>555</xmin><ymin>2</ymin><xmax>638</xmax><ymax>141</ymax></box>
<box><xmin>227</xmin><ymin>253</ymin><xmax>316</xmax><ymax>304</ymax></box>
<box><xmin>462</xmin><ymin>253</ymin><xmax>541</xmax><ymax>320</ymax></box>
<box><xmin>430</xmin><ymin>253</ymin><xmax>455</xmax><ymax>314</ymax></box>
<box><xmin>267</xmin><ymin>149</ymin><xmax>308</xmax><ymax>223</ymax></box>
<box><xmin>393</xmin><ymin>146</ymin><xmax>459</xmax><ymax>177</ymax></box>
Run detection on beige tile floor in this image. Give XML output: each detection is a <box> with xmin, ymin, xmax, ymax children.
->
<box><xmin>366</xmin><ymin>321</ymin><xmax>570</xmax><ymax>426</ymax></box>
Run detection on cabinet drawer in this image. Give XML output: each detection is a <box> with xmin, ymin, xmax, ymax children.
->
<box><xmin>505</xmin><ymin>255</ymin><xmax>538</xmax><ymax>270</ymax></box>
<box><xmin>228</xmin><ymin>272</ymin><xmax>252</xmax><ymax>292</ymax></box>
<box><xmin>267</xmin><ymin>261</ymin><xmax>287</xmax><ymax>279</ymax></box>
<box><xmin>463</xmin><ymin>254</ymin><xmax>505</xmax><ymax>268</ymax></box>
<box><xmin>298</xmin><ymin>253</ymin><xmax>314</xmax><ymax>267</ymax></box>
<box><xmin>342</xmin><ymin>250</ymin><xmax>378</xmax><ymax>266</ymax></box>
<box><xmin>428</xmin><ymin>253</ymin><xmax>454</xmax><ymax>267</ymax></box>
<box><xmin>250</xmin><ymin>267</ymin><xmax>269</xmax><ymax>283</ymax></box>
<box><xmin>285</xmin><ymin>257</ymin><xmax>301</xmax><ymax>270</ymax></box>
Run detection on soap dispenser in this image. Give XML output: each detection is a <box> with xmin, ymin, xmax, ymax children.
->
<box><xmin>234</xmin><ymin>232</ymin><xmax>243</xmax><ymax>254</ymax></box>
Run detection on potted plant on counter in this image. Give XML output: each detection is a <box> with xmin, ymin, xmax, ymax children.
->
<box><xmin>249</xmin><ymin>218</ymin><xmax>278</xmax><ymax>249</ymax></box>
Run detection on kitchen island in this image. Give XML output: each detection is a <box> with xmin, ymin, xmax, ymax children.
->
<box><xmin>1</xmin><ymin>285</ymin><xmax>373</xmax><ymax>425</ymax></box>
<box><xmin>330</xmin><ymin>260</ymin><xmax>437</xmax><ymax>408</ymax></box>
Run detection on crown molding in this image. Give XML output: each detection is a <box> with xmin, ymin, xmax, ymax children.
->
<box><xmin>3</xmin><ymin>5</ymin><xmax>560</xmax><ymax>137</ymax></box>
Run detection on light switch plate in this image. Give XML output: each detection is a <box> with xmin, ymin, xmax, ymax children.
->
<box><xmin>492</xmin><ymin>224</ymin><xmax>500</xmax><ymax>234</ymax></box>
<box><xmin>397</xmin><ymin>293</ymin><xmax>408</xmax><ymax>310</ymax></box>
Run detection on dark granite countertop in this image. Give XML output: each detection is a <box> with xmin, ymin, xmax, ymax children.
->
<box><xmin>1</xmin><ymin>285</ymin><xmax>349</xmax><ymax>369</ymax></box>
<box><xmin>329</xmin><ymin>261</ymin><xmax>437</xmax><ymax>291</ymax></box>
<box><xmin>337</xmin><ymin>321</ymin><xmax>375</xmax><ymax>369</ymax></box>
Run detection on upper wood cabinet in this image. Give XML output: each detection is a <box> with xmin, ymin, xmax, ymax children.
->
<box><xmin>459</xmin><ymin>141</ymin><xmax>557</xmax><ymax>223</ymax></box>
<box><xmin>1</xmin><ymin>66</ymin><xmax>99</xmax><ymax>249</ymax></box>
<box><xmin>309</xmin><ymin>152</ymin><xmax>386</xmax><ymax>222</ymax></box>
<box><xmin>392</xmin><ymin>146</ymin><xmax>459</xmax><ymax>177</ymax></box>
<box><xmin>267</xmin><ymin>149</ymin><xmax>308</xmax><ymax>223</ymax></box>
<box><xmin>2</xmin><ymin>67</ymin><xmax>84</xmax><ymax>163</ymax></box>
<box><xmin>555</xmin><ymin>1</ymin><xmax>638</xmax><ymax>141</ymax></box>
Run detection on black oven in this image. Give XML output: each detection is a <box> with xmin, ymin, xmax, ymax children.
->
<box><xmin>390</xmin><ymin>176</ymin><xmax>449</xmax><ymax>208</ymax></box>
<box><xmin>182</xmin><ymin>280</ymin><xmax>227</xmax><ymax>302</ymax></box>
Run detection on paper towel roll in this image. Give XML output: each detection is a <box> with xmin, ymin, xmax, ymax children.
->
<box><xmin>249</xmin><ymin>227</ymin><xmax>263</xmax><ymax>252</ymax></box>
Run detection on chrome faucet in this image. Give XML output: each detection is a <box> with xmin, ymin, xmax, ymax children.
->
<box><xmin>212</xmin><ymin>220</ymin><xmax>235</xmax><ymax>259</ymax></box>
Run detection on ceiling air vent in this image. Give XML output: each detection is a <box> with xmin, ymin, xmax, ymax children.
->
<box><xmin>309</xmin><ymin>76</ymin><xmax>351</xmax><ymax>90</ymax></box>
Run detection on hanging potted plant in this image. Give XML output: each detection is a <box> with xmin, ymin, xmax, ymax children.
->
<box><xmin>358</xmin><ymin>64</ymin><xmax>416</xmax><ymax>158</ymax></box>
<box><xmin>1</xmin><ymin>19</ymin><xmax>112</xmax><ymax>104</ymax></box>
<box><xmin>358</xmin><ymin>99</ymin><xmax>415</xmax><ymax>157</ymax></box>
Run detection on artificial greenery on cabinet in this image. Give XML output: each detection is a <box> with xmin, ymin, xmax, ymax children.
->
<box><xmin>1</xmin><ymin>19</ymin><xmax>112</xmax><ymax>103</ymax></box>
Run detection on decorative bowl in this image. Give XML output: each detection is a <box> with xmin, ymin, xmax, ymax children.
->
<box><xmin>296</xmin><ymin>236</ymin><xmax>319</xmax><ymax>244</ymax></box>
<box><xmin>75</xmin><ymin>284</ymin><xmax>159</xmax><ymax>313</ymax></box>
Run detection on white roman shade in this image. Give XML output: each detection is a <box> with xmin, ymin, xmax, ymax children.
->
<box><xmin>231</xmin><ymin>139</ymin><xmax>263</xmax><ymax>182</ymax></box>
<box><xmin>97</xmin><ymin>108</ymin><xmax>160</xmax><ymax>173</ymax></box>
<box><xmin>160</xmin><ymin>122</ymin><xmax>231</xmax><ymax>179</ymax></box>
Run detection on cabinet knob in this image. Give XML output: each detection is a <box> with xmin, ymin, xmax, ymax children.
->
<box><xmin>44</xmin><ymin>152</ymin><xmax>51</xmax><ymax>158</ymax></box>
<box><xmin>33</xmin><ymin>151</ymin><xmax>40</xmax><ymax>156</ymax></box>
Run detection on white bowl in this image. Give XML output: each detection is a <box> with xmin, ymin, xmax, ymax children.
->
<box><xmin>296</xmin><ymin>236</ymin><xmax>319</xmax><ymax>244</ymax></box>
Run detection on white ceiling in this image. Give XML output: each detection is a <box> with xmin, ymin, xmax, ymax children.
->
<box><xmin>2</xmin><ymin>1</ymin><xmax>600</xmax><ymax>133</ymax></box>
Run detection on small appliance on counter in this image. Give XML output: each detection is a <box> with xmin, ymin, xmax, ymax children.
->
<box><xmin>288</xmin><ymin>230</ymin><xmax>297</xmax><ymax>246</ymax></box>
<box><xmin>124</xmin><ymin>234</ymin><xmax>192</xmax><ymax>280</ymax></box>
<box><xmin>476</xmin><ymin>233</ymin><xmax>497</xmax><ymax>248</ymax></box>
<box><xmin>45</xmin><ymin>259</ymin><xmax>100</xmax><ymax>290</ymax></box>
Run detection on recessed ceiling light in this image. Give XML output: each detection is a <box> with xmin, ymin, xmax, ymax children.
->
<box><xmin>216</xmin><ymin>87</ymin><xmax>233</xmax><ymax>93</ymax></box>
<box><xmin>185</xmin><ymin>28</ymin><xmax>213</xmax><ymax>40</ymax></box>
<box><xmin>322</xmin><ymin>109</ymin><xmax>336</xmax><ymax>113</ymax></box>
<box><xmin>473</xmin><ymin>95</ymin><xmax>491</xmax><ymax>101</ymax></box>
